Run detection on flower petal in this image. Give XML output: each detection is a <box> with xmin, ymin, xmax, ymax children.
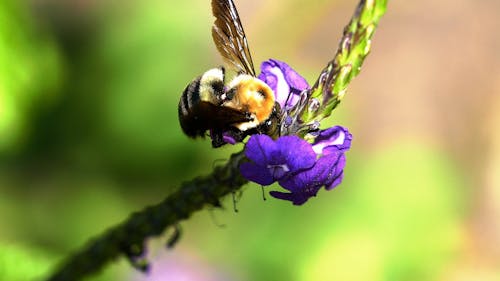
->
<box><xmin>312</xmin><ymin>126</ymin><xmax>352</xmax><ymax>155</ymax></box>
<box><xmin>269</xmin><ymin>190</ymin><xmax>312</xmax><ymax>206</ymax></box>
<box><xmin>268</xmin><ymin>59</ymin><xmax>309</xmax><ymax>92</ymax></box>
<box><xmin>279</xmin><ymin>164</ymin><xmax>324</xmax><ymax>193</ymax></box>
<box><xmin>279</xmin><ymin>151</ymin><xmax>333</xmax><ymax>189</ymax></box>
<box><xmin>275</xmin><ymin>147</ymin><xmax>347</xmax><ymax>204</ymax></box>
<box><xmin>258</xmin><ymin>61</ymin><xmax>278</xmax><ymax>89</ymax></box>
<box><xmin>244</xmin><ymin>134</ymin><xmax>278</xmax><ymax>164</ymax></box>
<box><xmin>258</xmin><ymin>59</ymin><xmax>309</xmax><ymax>109</ymax></box>
<box><xmin>326</xmin><ymin>171</ymin><xmax>344</xmax><ymax>190</ymax></box>
<box><xmin>276</xmin><ymin>136</ymin><xmax>316</xmax><ymax>173</ymax></box>
<box><xmin>240</xmin><ymin>162</ymin><xmax>275</xmax><ymax>186</ymax></box>
<box><xmin>321</xmin><ymin>153</ymin><xmax>346</xmax><ymax>190</ymax></box>
<box><xmin>241</xmin><ymin>134</ymin><xmax>320</xmax><ymax>186</ymax></box>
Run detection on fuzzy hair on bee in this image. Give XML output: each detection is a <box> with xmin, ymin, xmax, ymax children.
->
<box><xmin>223</xmin><ymin>74</ymin><xmax>276</xmax><ymax>131</ymax></box>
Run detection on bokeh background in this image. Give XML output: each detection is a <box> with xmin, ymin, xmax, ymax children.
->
<box><xmin>1</xmin><ymin>0</ymin><xmax>499</xmax><ymax>280</ymax></box>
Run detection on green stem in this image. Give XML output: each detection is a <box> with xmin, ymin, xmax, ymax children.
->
<box><xmin>302</xmin><ymin>0</ymin><xmax>388</xmax><ymax>123</ymax></box>
<box><xmin>46</xmin><ymin>152</ymin><xmax>247</xmax><ymax>281</ymax></box>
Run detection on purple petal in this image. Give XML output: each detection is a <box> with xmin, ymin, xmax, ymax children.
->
<box><xmin>240</xmin><ymin>162</ymin><xmax>275</xmax><ymax>186</ymax></box>
<box><xmin>268</xmin><ymin>59</ymin><xmax>309</xmax><ymax>92</ymax></box>
<box><xmin>258</xmin><ymin>61</ymin><xmax>278</xmax><ymax>88</ymax></box>
<box><xmin>279</xmin><ymin>162</ymin><xmax>326</xmax><ymax>193</ymax></box>
<box><xmin>242</xmin><ymin>135</ymin><xmax>314</xmax><ymax>184</ymax></box>
<box><xmin>244</xmin><ymin>135</ymin><xmax>279</xmax><ymax>164</ymax></box>
<box><xmin>321</xmin><ymin>153</ymin><xmax>346</xmax><ymax>190</ymax></box>
<box><xmin>276</xmin><ymin>136</ymin><xmax>316</xmax><ymax>173</ymax></box>
<box><xmin>312</xmin><ymin>126</ymin><xmax>352</xmax><ymax>155</ymax></box>
<box><xmin>326</xmin><ymin>171</ymin><xmax>344</xmax><ymax>190</ymax></box>
<box><xmin>258</xmin><ymin>59</ymin><xmax>309</xmax><ymax>109</ymax></box>
<box><xmin>278</xmin><ymin>152</ymin><xmax>334</xmax><ymax>190</ymax></box>
<box><xmin>258</xmin><ymin>62</ymin><xmax>290</xmax><ymax>108</ymax></box>
<box><xmin>279</xmin><ymin>153</ymin><xmax>345</xmax><ymax>192</ymax></box>
<box><xmin>269</xmin><ymin>191</ymin><xmax>312</xmax><ymax>206</ymax></box>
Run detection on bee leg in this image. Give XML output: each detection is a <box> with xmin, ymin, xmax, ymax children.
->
<box><xmin>224</xmin><ymin>128</ymin><xmax>247</xmax><ymax>143</ymax></box>
<box><xmin>210</xmin><ymin>130</ymin><xmax>226</xmax><ymax>148</ymax></box>
<box><xmin>210</xmin><ymin>128</ymin><xmax>248</xmax><ymax>148</ymax></box>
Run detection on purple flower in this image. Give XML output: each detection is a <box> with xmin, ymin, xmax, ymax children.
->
<box><xmin>240</xmin><ymin>126</ymin><xmax>352</xmax><ymax>205</ymax></box>
<box><xmin>258</xmin><ymin>59</ymin><xmax>309</xmax><ymax>109</ymax></box>
<box><xmin>240</xmin><ymin>135</ymin><xmax>316</xmax><ymax>185</ymax></box>
<box><xmin>236</xmin><ymin>59</ymin><xmax>352</xmax><ymax>205</ymax></box>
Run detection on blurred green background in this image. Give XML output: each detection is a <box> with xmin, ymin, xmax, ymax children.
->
<box><xmin>1</xmin><ymin>0</ymin><xmax>499</xmax><ymax>280</ymax></box>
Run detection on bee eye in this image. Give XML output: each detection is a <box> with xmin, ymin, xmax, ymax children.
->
<box><xmin>212</xmin><ymin>81</ymin><xmax>224</xmax><ymax>96</ymax></box>
<box><xmin>226</xmin><ymin>88</ymin><xmax>236</xmax><ymax>100</ymax></box>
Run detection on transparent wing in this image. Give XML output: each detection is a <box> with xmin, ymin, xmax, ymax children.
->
<box><xmin>211</xmin><ymin>0</ymin><xmax>256</xmax><ymax>76</ymax></box>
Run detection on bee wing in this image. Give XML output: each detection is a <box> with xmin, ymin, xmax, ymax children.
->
<box><xmin>211</xmin><ymin>0</ymin><xmax>256</xmax><ymax>76</ymax></box>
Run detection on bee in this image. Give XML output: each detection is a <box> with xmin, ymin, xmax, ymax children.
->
<box><xmin>178</xmin><ymin>0</ymin><xmax>281</xmax><ymax>147</ymax></box>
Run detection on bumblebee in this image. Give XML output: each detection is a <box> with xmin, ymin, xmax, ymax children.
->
<box><xmin>178</xmin><ymin>0</ymin><xmax>281</xmax><ymax>147</ymax></box>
